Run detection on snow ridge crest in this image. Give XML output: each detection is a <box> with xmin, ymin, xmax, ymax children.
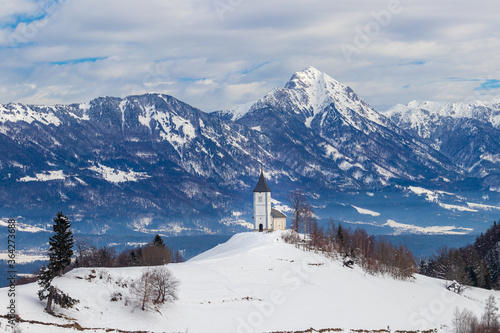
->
<box><xmin>220</xmin><ymin>66</ymin><xmax>386</xmax><ymax>128</ymax></box>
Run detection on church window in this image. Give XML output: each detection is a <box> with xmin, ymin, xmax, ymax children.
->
<box><xmin>258</xmin><ymin>196</ymin><xmax>263</xmax><ymax>203</ymax></box>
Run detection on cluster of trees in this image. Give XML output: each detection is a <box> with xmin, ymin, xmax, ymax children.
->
<box><xmin>453</xmin><ymin>295</ymin><xmax>500</xmax><ymax>333</ymax></box>
<box><xmin>315</xmin><ymin>220</ymin><xmax>416</xmax><ymax>279</ymax></box>
<box><xmin>420</xmin><ymin>222</ymin><xmax>500</xmax><ymax>290</ymax></box>
<box><xmin>36</xmin><ymin>212</ymin><xmax>181</xmax><ymax>313</ymax></box>
<box><xmin>285</xmin><ymin>191</ymin><xmax>416</xmax><ymax>280</ymax></box>
<box><xmin>73</xmin><ymin>234</ymin><xmax>184</xmax><ymax>269</ymax></box>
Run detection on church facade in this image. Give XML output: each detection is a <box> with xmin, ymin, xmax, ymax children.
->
<box><xmin>253</xmin><ymin>170</ymin><xmax>287</xmax><ymax>232</ymax></box>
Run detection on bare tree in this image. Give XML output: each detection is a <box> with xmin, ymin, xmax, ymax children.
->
<box><xmin>150</xmin><ymin>267</ymin><xmax>180</xmax><ymax>304</ymax></box>
<box><xmin>132</xmin><ymin>268</ymin><xmax>155</xmax><ymax>311</ymax></box>
<box><xmin>287</xmin><ymin>190</ymin><xmax>307</xmax><ymax>233</ymax></box>
<box><xmin>453</xmin><ymin>307</ymin><xmax>479</xmax><ymax>333</ymax></box>
<box><xmin>74</xmin><ymin>234</ymin><xmax>93</xmax><ymax>267</ymax></box>
<box><xmin>302</xmin><ymin>202</ymin><xmax>314</xmax><ymax>240</ymax></box>
<box><xmin>132</xmin><ymin>267</ymin><xmax>180</xmax><ymax>311</ymax></box>
<box><xmin>309</xmin><ymin>220</ymin><xmax>325</xmax><ymax>250</ymax></box>
<box><xmin>325</xmin><ymin>218</ymin><xmax>338</xmax><ymax>252</ymax></box>
<box><xmin>481</xmin><ymin>295</ymin><xmax>500</xmax><ymax>333</ymax></box>
<box><xmin>173</xmin><ymin>250</ymin><xmax>184</xmax><ymax>263</ymax></box>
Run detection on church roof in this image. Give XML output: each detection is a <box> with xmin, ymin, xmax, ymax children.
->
<box><xmin>271</xmin><ymin>208</ymin><xmax>286</xmax><ymax>218</ymax></box>
<box><xmin>253</xmin><ymin>170</ymin><xmax>271</xmax><ymax>193</ymax></box>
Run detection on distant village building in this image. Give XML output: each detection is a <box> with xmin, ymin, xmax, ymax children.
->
<box><xmin>253</xmin><ymin>170</ymin><xmax>287</xmax><ymax>232</ymax></box>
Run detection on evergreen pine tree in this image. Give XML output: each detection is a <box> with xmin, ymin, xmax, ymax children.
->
<box><xmin>153</xmin><ymin>234</ymin><xmax>166</xmax><ymax>247</ymax></box>
<box><xmin>37</xmin><ymin>212</ymin><xmax>78</xmax><ymax>313</ymax></box>
<box><xmin>337</xmin><ymin>223</ymin><xmax>344</xmax><ymax>247</ymax></box>
<box><xmin>37</xmin><ymin>264</ymin><xmax>55</xmax><ymax>312</ymax></box>
<box><xmin>48</xmin><ymin>212</ymin><xmax>74</xmax><ymax>277</ymax></box>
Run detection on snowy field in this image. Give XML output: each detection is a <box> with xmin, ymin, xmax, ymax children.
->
<box><xmin>1</xmin><ymin>231</ymin><xmax>499</xmax><ymax>332</ymax></box>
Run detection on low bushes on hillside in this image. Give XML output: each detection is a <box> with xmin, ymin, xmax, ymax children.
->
<box><xmin>282</xmin><ymin>220</ymin><xmax>417</xmax><ymax>280</ymax></box>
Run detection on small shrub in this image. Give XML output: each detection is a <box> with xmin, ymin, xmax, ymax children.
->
<box><xmin>281</xmin><ymin>230</ymin><xmax>300</xmax><ymax>244</ymax></box>
<box><xmin>110</xmin><ymin>292</ymin><xmax>122</xmax><ymax>302</ymax></box>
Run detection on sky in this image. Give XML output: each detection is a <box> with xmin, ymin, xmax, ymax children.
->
<box><xmin>0</xmin><ymin>0</ymin><xmax>499</xmax><ymax>112</ymax></box>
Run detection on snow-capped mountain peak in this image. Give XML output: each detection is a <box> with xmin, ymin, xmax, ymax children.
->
<box><xmin>218</xmin><ymin>66</ymin><xmax>388</xmax><ymax>129</ymax></box>
<box><xmin>280</xmin><ymin>66</ymin><xmax>360</xmax><ymax>113</ymax></box>
<box><xmin>281</xmin><ymin>66</ymin><xmax>388</xmax><ymax>127</ymax></box>
<box><xmin>284</xmin><ymin>66</ymin><xmax>337</xmax><ymax>116</ymax></box>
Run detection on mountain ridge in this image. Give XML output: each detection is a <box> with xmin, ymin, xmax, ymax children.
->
<box><xmin>386</xmin><ymin>99</ymin><xmax>500</xmax><ymax>182</ymax></box>
<box><xmin>1</xmin><ymin>68</ymin><xmax>500</xmax><ymax>241</ymax></box>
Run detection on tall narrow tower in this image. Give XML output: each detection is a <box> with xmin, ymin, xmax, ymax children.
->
<box><xmin>253</xmin><ymin>170</ymin><xmax>272</xmax><ymax>231</ymax></box>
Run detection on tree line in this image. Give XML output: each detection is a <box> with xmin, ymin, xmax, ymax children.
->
<box><xmin>285</xmin><ymin>190</ymin><xmax>417</xmax><ymax>280</ymax></box>
<box><xmin>420</xmin><ymin>221</ymin><xmax>500</xmax><ymax>290</ymax></box>
<box><xmin>73</xmin><ymin>233</ymin><xmax>184</xmax><ymax>269</ymax></box>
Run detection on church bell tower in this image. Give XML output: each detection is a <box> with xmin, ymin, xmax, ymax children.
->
<box><xmin>253</xmin><ymin>169</ymin><xmax>272</xmax><ymax>231</ymax></box>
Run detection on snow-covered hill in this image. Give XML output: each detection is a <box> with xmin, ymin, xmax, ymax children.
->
<box><xmin>2</xmin><ymin>231</ymin><xmax>498</xmax><ymax>332</ymax></box>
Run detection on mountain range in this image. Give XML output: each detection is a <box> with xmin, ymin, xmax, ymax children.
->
<box><xmin>1</xmin><ymin>66</ymin><xmax>500</xmax><ymax>246</ymax></box>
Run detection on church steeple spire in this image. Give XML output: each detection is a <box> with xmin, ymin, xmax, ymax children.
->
<box><xmin>253</xmin><ymin>169</ymin><xmax>271</xmax><ymax>193</ymax></box>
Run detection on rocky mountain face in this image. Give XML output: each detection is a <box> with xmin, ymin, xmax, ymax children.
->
<box><xmin>386</xmin><ymin>100</ymin><xmax>500</xmax><ymax>188</ymax></box>
<box><xmin>0</xmin><ymin>94</ymin><xmax>282</xmax><ymax>236</ymax></box>
<box><xmin>216</xmin><ymin>67</ymin><xmax>459</xmax><ymax>189</ymax></box>
<box><xmin>1</xmin><ymin>67</ymin><xmax>500</xmax><ymax>241</ymax></box>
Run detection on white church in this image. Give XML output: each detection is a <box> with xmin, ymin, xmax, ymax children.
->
<box><xmin>253</xmin><ymin>170</ymin><xmax>287</xmax><ymax>232</ymax></box>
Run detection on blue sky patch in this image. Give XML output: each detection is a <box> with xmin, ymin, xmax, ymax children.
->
<box><xmin>242</xmin><ymin>61</ymin><xmax>271</xmax><ymax>75</ymax></box>
<box><xmin>1</xmin><ymin>13</ymin><xmax>47</xmax><ymax>30</ymax></box>
<box><xmin>399</xmin><ymin>60</ymin><xmax>426</xmax><ymax>66</ymax></box>
<box><xmin>176</xmin><ymin>77</ymin><xmax>208</xmax><ymax>83</ymax></box>
<box><xmin>50</xmin><ymin>57</ymin><xmax>108</xmax><ymax>66</ymax></box>
<box><xmin>475</xmin><ymin>79</ymin><xmax>500</xmax><ymax>91</ymax></box>
<box><xmin>448</xmin><ymin>77</ymin><xmax>480</xmax><ymax>82</ymax></box>
<box><xmin>1</xmin><ymin>0</ymin><xmax>67</xmax><ymax>30</ymax></box>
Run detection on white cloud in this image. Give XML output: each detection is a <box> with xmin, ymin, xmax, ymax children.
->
<box><xmin>0</xmin><ymin>0</ymin><xmax>499</xmax><ymax>110</ymax></box>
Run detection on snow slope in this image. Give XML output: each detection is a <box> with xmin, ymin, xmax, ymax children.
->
<box><xmin>1</xmin><ymin>232</ymin><xmax>499</xmax><ymax>332</ymax></box>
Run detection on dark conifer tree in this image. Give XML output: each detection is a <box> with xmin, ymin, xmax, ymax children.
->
<box><xmin>153</xmin><ymin>234</ymin><xmax>166</xmax><ymax>247</ymax></box>
<box><xmin>337</xmin><ymin>223</ymin><xmax>345</xmax><ymax>248</ymax></box>
<box><xmin>48</xmin><ymin>212</ymin><xmax>74</xmax><ymax>277</ymax></box>
<box><xmin>37</xmin><ymin>264</ymin><xmax>55</xmax><ymax>312</ymax></box>
<box><xmin>37</xmin><ymin>212</ymin><xmax>78</xmax><ymax>313</ymax></box>
<box><xmin>130</xmin><ymin>249</ymin><xmax>138</xmax><ymax>265</ymax></box>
